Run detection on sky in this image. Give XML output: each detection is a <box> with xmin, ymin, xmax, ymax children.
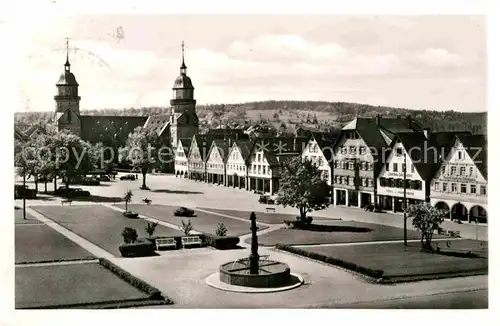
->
<box><xmin>14</xmin><ymin>15</ymin><xmax>486</xmax><ymax>112</ymax></box>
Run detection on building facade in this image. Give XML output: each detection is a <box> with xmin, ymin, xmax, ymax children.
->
<box><xmin>430</xmin><ymin>134</ymin><xmax>487</xmax><ymax>223</ymax></box>
<box><xmin>205</xmin><ymin>140</ymin><xmax>229</xmax><ymax>185</ymax></box>
<box><xmin>225</xmin><ymin>140</ymin><xmax>253</xmax><ymax>189</ymax></box>
<box><xmin>174</xmin><ymin>138</ymin><xmax>191</xmax><ymax>177</ymax></box>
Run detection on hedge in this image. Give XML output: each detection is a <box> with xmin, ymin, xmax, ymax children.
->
<box><xmin>202</xmin><ymin>234</ymin><xmax>240</xmax><ymax>250</ymax></box>
<box><xmin>275</xmin><ymin>244</ymin><xmax>384</xmax><ymax>279</ymax></box>
<box><xmin>98</xmin><ymin>258</ymin><xmax>164</xmax><ymax>300</ymax></box>
<box><xmin>118</xmin><ymin>239</ymin><xmax>156</xmax><ymax>257</ymax></box>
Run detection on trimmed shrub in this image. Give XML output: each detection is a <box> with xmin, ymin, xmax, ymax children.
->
<box><xmin>121</xmin><ymin>227</ymin><xmax>138</xmax><ymax>243</ymax></box>
<box><xmin>119</xmin><ymin>239</ymin><xmax>155</xmax><ymax>257</ymax></box>
<box><xmin>276</xmin><ymin>244</ymin><xmax>384</xmax><ymax>279</ymax></box>
<box><xmin>99</xmin><ymin>258</ymin><xmax>164</xmax><ymax>300</ymax></box>
<box><xmin>203</xmin><ymin>234</ymin><xmax>240</xmax><ymax>250</ymax></box>
<box><xmin>123</xmin><ymin>211</ymin><xmax>139</xmax><ymax>219</ymax></box>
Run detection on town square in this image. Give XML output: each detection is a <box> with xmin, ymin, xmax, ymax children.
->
<box><xmin>11</xmin><ymin>13</ymin><xmax>489</xmax><ymax>312</ymax></box>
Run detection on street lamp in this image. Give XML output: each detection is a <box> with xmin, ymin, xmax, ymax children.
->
<box><xmin>23</xmin><ymin>164</ymin><xmax>26</xmax><ymax>220</ymax></box>
<box><xmin>403</xmin><ymin>152</ymin><xmax>407</xmax><ymax>246</ymax></box>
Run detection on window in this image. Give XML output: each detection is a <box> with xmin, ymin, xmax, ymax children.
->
<box><xmin>434</xmin><ymin>181</ymin><xmax>440</xmax><ymax>191</ymax></box>
<box><xmin>393</xmin><ymin>163</ymin><xmax>398</xmax><ymax>172</ymax></box>
<box><xmin>262</xmin><ymin>166</ymin><xmax>266</xmax><ymax>175</ymax></box>
<box><xmin>451</xmin><ymin>166</ymin><xmax>456</xmax><ymax>175</ymax></box>
<box><xmin>361</xmin><ymin>162</ymin><xmax>366</xmax><ymax>170</ymax></box>
<box><xmin>442</xmin><ymin>183</ymin><xmax>448</xmax><ymax>192</ymax></box>
<box><xmin>469</xmin><ymin>167</ymin><xmax>474</xmax><ymax>176</ymax></box>
<box><xmin>460</xmin><ymin>184</ymin><xmax>467</xmax><ymax>193</ymax></box>
<box><xmin>359</xmin><ymin>146</ymin><xmax>366</xmax><ymax>155</ymax></box>
<box><xmin>386</xmin><ymin>163</ymin><xmax>390</xmax><ymax>171</ymax></box>
<box><xmin>441</xmin><ymin>166</ymin><xmax>446</xmax><ymax>175</ymax></box>
<box><xmin>334</xmin><ymin>160</ymin><xmax>338</xmax><ymax>169</ymax></box>
<box><xmin>313</xmin><ymin>144</ymin><xmax>318</xmax><ymax>153</ymax></box>
<box><xmin>480</xmin><ymin>186</ymin><xmax>486</xmax><ymax>195</ymax></box>
<box><xmin>349</xmin><ymin>146</ymin><xmax>356</xmax><ymax>154</ymax></box>
<box><xmin>367</xmin><ymin>163</ymin><xmax>372</xmax><ymax>170</ymax></box>
<box><xmin>460</xmin><ymin>167</ymin><xmax>466</xmax><ymax>176</ymax></box>
<box><xmin>322</xmin><ymin>170</ymin><xmax>329</xmax><ymax>181</ymax></box>
<box><xmin>67</xmin><ymin>111</ymin><xmax>72</xmax><ymax>123</ymax></box>
<box><xmin>349</xmin><ymin>162</ymin><xmax>354</xmax><ymax>170</ymax></box>
<box><xmin>368</xmin><ymin>178</ymin><xmax>373</xmax><ymax>187</ymax></box>
<box><xmin>451</xmin><ymin>183</ymin><xmax>457</xmax><ymax>192</ymax></box>
<box><xmin>396</xmin><ymin>147</ymin><xmax>403</xmax><ymax>156</ymax></box>
<box><xmin>258</xmin><ymin>165</ymin><xmax>261</xmax><ymax>174</ymax></box>
<box><xmin>458</xmin><ymin>151</ymin><xmax>462</xmax><ymax>160</ymax></box>
<box><xmin>411</xmin><ymin>165</ymin><xmax>415</xmax><ymax>173</ymax></box>
<box><xmin>470</xmin><ymin>184</ymin><xmax>476</xmax><ymax>194</ymax></box>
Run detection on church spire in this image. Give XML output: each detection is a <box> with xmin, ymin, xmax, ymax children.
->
<box><xmin>180</xmin><ymin>41</ymin><xmax>187</xmax><ymax>75</ymax></box>
<box><xmin>64</xmin><ymin>37</ymin><xmax>71</xmax><ymax>72</ymax></box>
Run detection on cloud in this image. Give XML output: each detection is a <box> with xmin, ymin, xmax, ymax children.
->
<box><xmin>416</xmin><ymin>48</ymin><xmax>463</xmax><ymax>68</ymax></box>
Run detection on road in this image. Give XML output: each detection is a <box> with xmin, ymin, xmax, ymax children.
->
<box><xmin>336</xmin><ymin>289</ymin><xmax>488</xmax><ymax>309</ymax></box>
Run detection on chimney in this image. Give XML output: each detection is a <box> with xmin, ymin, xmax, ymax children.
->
<box><xmin>376</xmin><ymin>114</ymin><xmax>380</xmax><ymax>126</ymax></box>
<box><xmin>423</xmin><ymin>128</ymin><xmax>430</xmax><ymax>139</ymax></box>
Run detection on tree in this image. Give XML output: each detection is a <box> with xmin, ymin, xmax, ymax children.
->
<box><xmin>50</xmin><ymin>130</ymin><xmax>97</xmax><ymax>190</ymax></box>
<box><xmin>276</xmin><ymin>156</ymin><xmax>330</xmax><ymax>225</ymax></box>
<box><xmin>124</xmin><ymin>189</ymin><xmax>133</xmax><ymax>212</ymax></box>
<box><xmin>406</xmin><ymin>203</ymin><xmax>447</xmax><ymax>250</ymax></box>
<box><xmin>121</xmin><ymin>227</ymin><xmax>138</xmax><ymax>244</ymax></box>
<box><xmin>119</xmin><ymin>127</ymin><xmax>163</xmax><ymax>190</ymax></box>
<box><xmin>145</xmin><ymin>221</ymin><xmax>159</xmax><ymax>237</ymax></box>
<box><xmin>215</xmin><ymin>222</ymin><xmax>228</xmax><ymax>237</ymax></box>
<box><xmin>180</xmin><ymin>219</ymin><xmax>194</xmax><ymax>235</ymax></box>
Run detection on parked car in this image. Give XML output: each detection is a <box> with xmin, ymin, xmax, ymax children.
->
<box><xmin>55</xmin><ymin>186</ymin><xmax>90</xmax><ymax>198</ymax></box>
<box><xmin>14</xmin><ymin>185</ymin><xmax>37</xmax><ymax>199</ymax></box>
<box><xmin>174</xmin><ymin>207</ymin><xmax>195</xmax><ymax>217</ymax></box>
<box><xmin>97</xmin><ymin>175</ymin><xmax>110</xmax><ymax>182</ymax></box>
<box><xmin>120</xmin><ymin>174</ymin><xmax>136</xmax><ymax>181</ymax></box>
<box><xmin>258</xmin><ymin>195</ymin><xmax>275</xmax><ymax>204</ymax></box>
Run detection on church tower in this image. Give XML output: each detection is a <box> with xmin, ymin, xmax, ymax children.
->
<box><xmin>54</xmin><ymin>38</ymin><xmax>81</xmax><ymax>136</ymax></box>
<box><xmin>170</xmin><ymin>41</ymin><xmax>199</xmax><ymax>147</ymax></box>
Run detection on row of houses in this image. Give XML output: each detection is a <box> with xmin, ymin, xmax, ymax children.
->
<box><xmin>174</xmin><ymin>115</ymin><xmax>488</xmax><ymax>224</ymax></box>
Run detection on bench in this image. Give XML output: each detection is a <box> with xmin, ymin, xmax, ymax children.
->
<box><xmin>181</xmin><ymin>236</ymin><xmax>202</xmax><ymax>248</ymax></box>
<box><xmin>61</xmin><ymin>199</ymin><xmax>73</xmax><ymax>206</ymax></box>
<box><xmin>266</xmin><ymin>207</ymin><xmax>276</xmax><ymax>213</ymax></box>
<box><xmin>155</xmin><ymin>238</ymin><xmax>177</xmax><ymax>250</ymax></box>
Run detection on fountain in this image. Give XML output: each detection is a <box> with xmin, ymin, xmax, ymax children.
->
<box><xmin>211</xmin><ymin>212</ymin><xmax>302</xmax><ymax>291</ymax></box>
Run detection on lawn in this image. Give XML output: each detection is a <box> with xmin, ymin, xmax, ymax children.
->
<box><xmin>15</xmin><ymin>262</ymin><xmax>150</xmax><ymax>308</ymax></box>
<box><xmin>32</xmin><ymin>205</ymin><xmax>183</xmax><ymax>256</ymax></box>
<box><xmin>251</xmin><ymin>220</ymin><xmax>448</xmax><ymax>246</ymax></box>
<box><xmin>120</xmin><ymin>204</ymin><xmax>265</xmax><ymax>236</ymax></box>
<box><xmin>14</xmin><ymin>208</ymin><xmax>42</xmax><ymax>225</ymax></box>
<box><xmin>294</xmin><ymin>240</ymin><xmax>488</xmax><ymax>282</ymax></box>
<box><xmin>199</xmin><ymin>208</ymin><xmax>305</xmax><ymax>225</ymax></box>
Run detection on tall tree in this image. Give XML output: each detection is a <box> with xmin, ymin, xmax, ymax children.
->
<box><xmin>51</xmin><ymin>130</ymin><xmax>97</xmax><ymax>189</ymax></box>
<box><xmin>119</xmin><ymin>127</ymin><xmax>163</xmax><ymax>189</ymax></box>
<box><xmin>276</xmin><ymin>156</ymin><xmax>330</xmax><ymax>225</ymax></box>
<box><xmin>406</xmin><ymin>203</ymin><xmax>447</xmax><ymax>250</ymax></box>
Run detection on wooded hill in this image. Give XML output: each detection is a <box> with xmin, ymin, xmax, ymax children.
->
<box><xmin>14</xmin><ymin>100</ymin><xmax>487</xmax><ymax>135</ymax></box>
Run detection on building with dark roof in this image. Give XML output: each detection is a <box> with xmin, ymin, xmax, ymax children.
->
<box><xmin>226</xmin><ymin>140</ymin><xmax>254</xmax><ymax>189</ymax></box>
<box><xmin>302</xmin><ymin>132</ymin><xmax>335</xmax><ymax>195</ymax></box>
<box><xmin>332</xmin><ymin>115</ymin><xmax>423</xmax><ymax>208</ymax></box>
<box><xmin>54</xmin><ymin>41</ymin><xmax>199</xmax><ymax>171</ymax></box>
<box><xmin>430</xmin><ymin>133</ymin><xmax>487</xmax><ymax>223</ymax></box>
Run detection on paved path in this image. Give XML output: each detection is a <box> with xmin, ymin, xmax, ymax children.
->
<box><xmin>294</xmin><ymin>237</ymin><xmax>466</xmax><ymax>248</ymax></box>
<box><xmin>16</xmin><ymin>259</ymin><xmax>99</xmax><ymax>268</ymax></box>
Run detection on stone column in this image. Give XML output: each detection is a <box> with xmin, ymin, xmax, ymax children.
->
<box><xmin>392</xmin><ymin>197</ymin><xmax>397</xmax><ymax>213</ymax></box>
<box><xmin>370</xmin><ymin>193</ymin><xmax>374</xmax><ymax>205</ymax></box>
<box><xmin>249</xmin><ymin>212</ymin><xmax>260</xmax><ymax>275</ymax></box>
<box><xmin>270</xmin><ymin>179</ymin><xmax>273</xmax><ymax>195</ymax></box>
<box><xmin>345</xmin><ymin>190</ymin><xmax>349</xmax><ymax>207</ymax></box>
<box><xmin>358</xmin><ymin>192</ymin><xmax>362</xmax><ymax>208</ymax></box>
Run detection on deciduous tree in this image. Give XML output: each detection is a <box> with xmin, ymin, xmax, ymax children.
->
<box><xmin>276</xmin><ymin>156</ymin><xmax>330</xmax><ymax>225</ymax></box>
<box><xmin>406</xmin><ymin>203</ymin><xmax>447</xmax><ymax>250</ymax></box>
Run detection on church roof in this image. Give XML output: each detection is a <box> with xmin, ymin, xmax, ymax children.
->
<box><xmin>56</xmin><ymin>71</ymin><xmax>79</xmax><ymax>86</ymax></box>
<box><xmin>80</xmin><ymin>115</ymin><xmax>148</xmax><ymax>145</ymax></box>
<box><xmin>143</xmin><ymin>115</ymin><xmax>171</xmax><ymax>136</ymax></box>
<box><xmin>173</xmin><ymin>75</ymin><xmax>194</xmax><ymax>89</ymax></box>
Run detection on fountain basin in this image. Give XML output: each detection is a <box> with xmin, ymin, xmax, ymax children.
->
<box><xmin>219</xmin><ymin>259</ymin><xmax>291</xmax><ymax>288</ymax></box>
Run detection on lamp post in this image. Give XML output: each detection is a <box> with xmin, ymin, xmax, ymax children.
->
<box><xmin>403</xmin><ymin>153</ymin><xmax>407</xmax><ymax>246</ymax></box>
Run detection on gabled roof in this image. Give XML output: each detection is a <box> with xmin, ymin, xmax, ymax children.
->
<box><xmin>14</xmin><ymin>126</ymin><xmax>28</xmax><ymax>142</ymax></box>
<box><xmin>208</xmin><ymin>139</ymin><xmax>231</xmax><ymax>163</ymax></box>
<box><xmin>80</xmin><ymin>115</ymin><xmax>148</xmax><ymax>145</ymax></box>
<box><xmin>143</xmin><ymin>115</ymin><xmax>170</xmax><ymax>136</ymax></box>
<box><xmin>390</xmin><ymin>132</ymin><xmax>438</xmax><ymax>181</ymax></box>
<box><xmin>232</xmin><ymin>140</ymin><xmax>254</xmax><ymax>161</ymax></box>
<box><xmin>245</xmin><ymin>141</ymin><xmax>280</xmax><ymax>167</ymax></box>
<box><xmin>456</xmin><ymin>134</ymin><xmax>487</xmax><ymax>179</ymax></box>
<box><xmin>310</xmin><ymin>131</ymin><xmax>335</xmax><ymax>162</ymax></box>
<box><xmin>337</xmin><ymin>118</ymin><xmax>388</xmax><ymax>151</ymax></box>
<box><xmin>427</xmin><ymin>131</ymin><xmax>472</xmax><ymax>161</ymax></box>
<box><xmin>190</xmin><ymin>134</ymin><xmax>217</xmax><ymax>161</ymax></box>
<box><xmin>24</xmin><ymin>124</ymin><xmax>47</xmax><ymax>138</ymax></box>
